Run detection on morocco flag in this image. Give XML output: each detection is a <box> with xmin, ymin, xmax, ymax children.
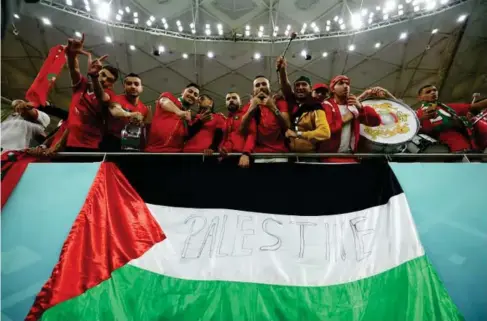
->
<box><xmin>26</xmin><ymin>160</ymin><xmax>462</xmax><ymax>321</ymax></box>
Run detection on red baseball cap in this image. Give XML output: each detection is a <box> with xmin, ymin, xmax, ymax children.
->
<box><xmin>312</xmin><ymin>83</ymin><xmax>329</xmax><ymax>91</ymax></box>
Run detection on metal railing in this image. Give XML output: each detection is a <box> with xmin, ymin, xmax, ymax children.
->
<box><xmin>52</xmin><ymin>152</ymin><xmax>486</xmax><ymax>162</ymax></box>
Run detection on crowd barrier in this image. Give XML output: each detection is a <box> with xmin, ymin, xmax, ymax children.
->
<box><xmin>53</xmin><ymin>152</ymin><xmax>487</xmax><ymax>162</ymax></box>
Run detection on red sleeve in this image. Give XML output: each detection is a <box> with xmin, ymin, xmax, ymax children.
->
<box><xmin>447</xmin><ymin>103</ymin><xmax>470</xmax><ymax>117</ymax></box>
<box><xmin>243</xmin><ymin>117</ymin><xmax>257</xmax><ymax>154</ymax></box>
<box><xmin>276</xmin><ymin>100</ymin><xmax>289</xmax><ymax>113</ymax></box>
<box><xmin>159</xmin><ymin>92</ymin><xmax>181</xmax><ymax>109</ymax></box>
<box><xmin>359</xmin><ymin>106</ymin><xmax>382</xmax><ymax>127</ymax></box>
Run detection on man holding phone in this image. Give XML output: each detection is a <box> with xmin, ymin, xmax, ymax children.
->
<box><xmin>239</xmin><ymin>75</ymin><xmax>290</xmax><ymax>153</ymax></box>
<box><xmin>416</xmin><ymin>84</ymin><xmax>487</xmax><ymax>152</ymax></box>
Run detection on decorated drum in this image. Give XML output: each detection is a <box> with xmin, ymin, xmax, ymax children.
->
<box><xmin>359</xmin><ymin>98</ymin><xmax>419</xmax><ymax>153</ymax></box>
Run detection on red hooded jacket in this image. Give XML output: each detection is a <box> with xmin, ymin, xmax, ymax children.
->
<box><xmin>319</xmin><ymin>98</ymin><xmax>381</xmax><ymax>153</ymax></box>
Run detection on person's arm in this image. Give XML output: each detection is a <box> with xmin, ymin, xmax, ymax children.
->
<box><xmin>209</xmin><ymin>129</ymin><xmax>224</xmax><ymax>151</ymax></box>
<box><xmin>239</xmin><ymin>100</ymin><xmax>259</xmax><ymax>135</ymax></box>
<box><xmin>277</xmin><ymin>57</ymin><xmax>294</xmax><ymax>102</ymax></box>
<box><xmin>239</xmin><ymin>118</ymin><xmax>256</xmax><ymax>168</ymax></box>
<box><xmin>359</xmin><ymin>106</ymin><xmax>382</xmax><ymax>127</ymax></box>
<box><xmin>109</xmin><ymin>102</ymin><xmax>143</xmax><ymax>124</ymax></box>
<box><xmin>66</xmin><ymin>34</ymin><xmax>90</xmax><ymax>87</ymax></box>
<box><xmin>186</xmin><ymin>119</ymin><xmax>204</xmax><ymax>139</ymax></box>
<box><xmin>267</xmin><ymin>99</ymin><xmax>290</xmax><ymax>130</ymax></box>
<box><xmin>15</xmin><ymin>102</ymin><xmax>51</xmax><ymax>129</ymax></box>
<box><xmin>358</xmin><ymin>87</ymin><xmax>396</xmax><ymax>101</ymax></box>
<box><xmin>470</xmin><ymin>99</ymin><xmax>487</xmax><ymax>113</ymax></box>
<box><xmin>416</xmin><ymin>108</ymin><xmax>438</xmax><ymax>134</ymax></box>
<box><xmin>186</xmin><ymin>111</ymin><xmax>212</xmax><ymax>140</ymax></box>
<box><xmin>242</xmin><ymin>121</ymin><xmax>256</xmax><ymax>155</ymax></box>
<box><xmin>159</xmin><ymin>97</ymin><xmax>190</xmax><ymax>120</ymax></box>
<box><xmin>39</xmin><ymin>102</ymin><xmax>69</xmax><ymax>120</ymax></box>
<box><xmin>88</xmin><ymin>54</ymin><xmax>111</xmax><ymax>105</ymax></box>
<box><xmin>47</xmin><ymin>128</ymin><xmax>69</xmax><ymax>153</ymax></box>
<box><xmin>66</xmin><ymin>53</ymin><xmax>82</xmax><ymax>87</ymax></box>
<box><xmin>300</xmin><ymin>110</ymin><xmax>331</xmax><ymax>142</ymax></box>
<box><xmin>144</xmin><ymin>105</ymin><xmax>153</xmax><ymax>125</ymax></box>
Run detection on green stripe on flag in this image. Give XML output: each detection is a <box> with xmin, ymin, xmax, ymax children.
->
<box><xmin>41</xmin><ymin>256</ymin><xmax>463</xmax><ymax>321</ymax></box>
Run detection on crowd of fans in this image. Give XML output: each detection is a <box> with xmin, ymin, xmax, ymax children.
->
<box><xmin>1</xmin><ymin>34</ymin><xmax>486</xmax><ymax>167</ymax></box>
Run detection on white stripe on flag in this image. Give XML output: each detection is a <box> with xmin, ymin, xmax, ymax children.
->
<box><xmin>129</xmin><ymin>193</ymin><xmax>424</xmax><ymax>286</ymax></box>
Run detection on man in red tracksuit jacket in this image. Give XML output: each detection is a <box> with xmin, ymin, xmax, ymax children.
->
<box><xmin>220</xmin><ymin>92</ymin><xmax>256</xmax><ymax>168</ymax></box>
<box><xmin>319</xmin><ymin>75</ymin><xmax>381</xmax><ymax>162</ymax></box>
<box><xmin>183</xmin><ymin>94</ymin><xmax>225</xmax><ymax>154</ymax></box>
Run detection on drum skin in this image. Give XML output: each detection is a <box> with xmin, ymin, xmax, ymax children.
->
<box><xmin>359</xmin><ymin>98</ymin><xmax>419</xmax><ymax>153</ymax></box>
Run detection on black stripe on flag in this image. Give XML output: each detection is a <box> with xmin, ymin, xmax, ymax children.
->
<box><xmin>115</xmin><ymin>157</ymin><xmax>403</xmax><ymax>216</ymax></box>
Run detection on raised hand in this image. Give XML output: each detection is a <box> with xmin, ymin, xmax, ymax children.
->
<box><xmin>276</xmin><ymin>56</ymin><xmax>287</xmax><ymax>70</ymax></box>
<box><xmin>199</xmin><ymin>110</ymin><xmax>213</xmax><ymax>123</ymax></box>
<box><xmin>66</xmin><ymin>33</ymin><xmax>90</xmax><ymax>57</ymax></box>
<box><xmin>347</xmin><ymin>95</ymin><xmax>362</xmax><ymax>109</ymax></box>
<box><xmin>88</xmin><ymin>54</ymin><xmax>109</xmax><ymax>76</ymax></box>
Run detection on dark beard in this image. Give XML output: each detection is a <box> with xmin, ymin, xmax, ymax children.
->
<box><xmin>227</xmin><ymin>103</ymin><xmax>239</xmax><ymax>112</ymax></box>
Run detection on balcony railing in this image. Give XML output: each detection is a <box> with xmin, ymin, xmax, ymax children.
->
<box><xmin>53</xmin><ymin>152</ymin><xmax>486</xmax><ymax>162</ymax></box>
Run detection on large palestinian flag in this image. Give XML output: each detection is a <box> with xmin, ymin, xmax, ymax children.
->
<box><xmin>5</xmin><ymin>159</ymin><xmax>465</xmax><ymax>320</ymax></box>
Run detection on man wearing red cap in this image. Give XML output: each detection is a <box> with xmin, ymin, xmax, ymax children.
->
<box><xmin>320</xmin><ymin>75</ymin><xmax>381</xmax><ymax>162</ymax></box>
<box><xmin>312</xmin><ymin>83</ymin><xmax>329</xmax><ymax>103</ymax></box>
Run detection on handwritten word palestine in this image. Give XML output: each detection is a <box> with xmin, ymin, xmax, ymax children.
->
<box><xmin>179</xmin><ymin>213</ymin><xmax>375</xmax><ymax>262</ymax></box>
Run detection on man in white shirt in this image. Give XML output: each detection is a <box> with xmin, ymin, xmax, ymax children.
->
<box><xmin>1</xmin><ymin>99</ymin><xmax>50</xmax><ymax>151</ymax></box>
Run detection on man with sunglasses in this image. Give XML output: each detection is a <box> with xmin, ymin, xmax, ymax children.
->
<box><xmin>64</xmin><ymin>34</ymin><xmax>119</xmax><ymax>152</ymax></box>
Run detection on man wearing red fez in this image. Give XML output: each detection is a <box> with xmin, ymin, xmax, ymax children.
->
<box><xmin>320</xmin><ymin>75</ymin><xmax>381</xmax><ymax>162</ymax></box>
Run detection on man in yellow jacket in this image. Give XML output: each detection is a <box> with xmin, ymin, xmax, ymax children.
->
<box><xmin>276</xmin><ymin>56</ymin><xmax>330</xmax><ymax>152</ymax></box>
